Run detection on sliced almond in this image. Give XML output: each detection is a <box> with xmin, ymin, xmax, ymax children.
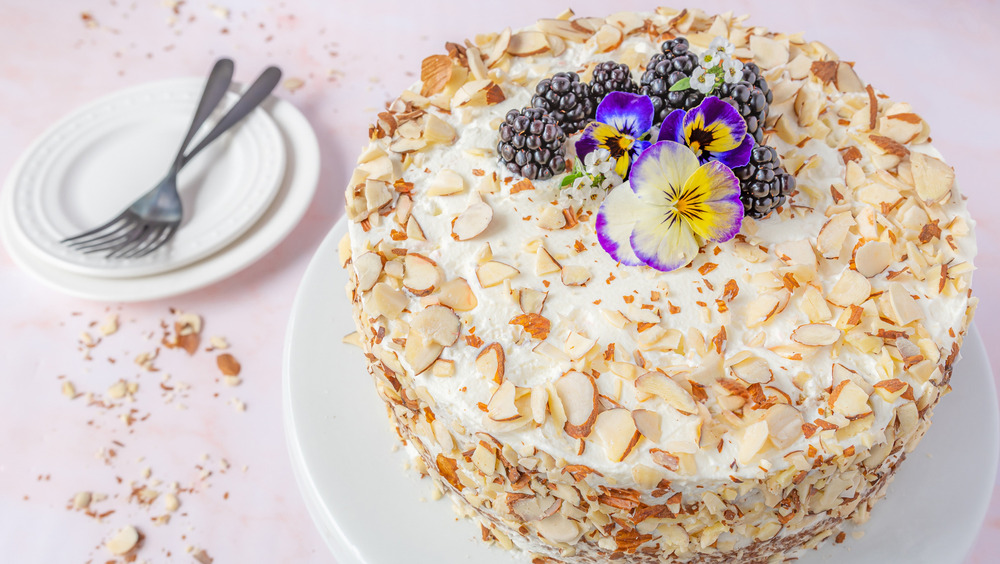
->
<box><xmin>745</xmin><ymin>291</ymin><xmax>789</xmax><ymax>328</ymax></box>
<box><xmin>827</xmin><ymin>269</ymin><xmax>871</xmax><ymax>307</ymax></box>
<box><xmin>410</xmin><ymin>304</ymin><xmax>460</xmax><ymax>346</ymax></box>
<box><xmin>791</xmin><ymin>323</ymin><xmax>841</xmax><ymax>346</ymax></box>
<box><xmin>632</xmin><ymin>409</ymin><xmax>662</xmax><ymax>443</ymax></box>
<box><xmin>451</xmin><ymin>200</ymin><xmax>493</xmax><ymax>241</ymax></box>
<box><xmin>403</xmin><ymin>253</ymin><xmax>440</xmax><ymax>296</ymax></box>
<box><xmin>420</xmin><ymin>54</ymin><xmax>453</xmax><ymax>97</ymax></box>
<box><xmin>476</xmin><ymin>261</ymin><xmax>519</xmax><ymax>288</ymax></box>
<box><xmin>106</xmin><ymin>525</ymin><xmax>140</xmax><ymax>556</ymax></box>
<box><xmin>427</xmin><ymin>169</ymin><xmax>465</xmax><ymax>196</ymax></box>
<box><xmin>590</xmin><ymin>24</ymin><xmax>623</xmax><ymax>53</ymax></box>
<box><xmin>518</xmin><ymin>288</ymin><xmax>547</xmax><ymax>314</ymax></box>
<box><xmin>835</xmin><ymin>61</ymin><xmax>866</xmax><ymax>93</ymax></box>
<box><xmin>886</xmin><ymin>283</ymin><xmax>921</xmax><ymax>326</ymax></box>
<box><xmin>592</xmin><ymin>409</ymin><xmax>641</xmax><ymax>462</ymax></box>
<box><xmin>873</xmin><ymin>378</ymin><xmax>907</xmax><ymax>403</ymax></box>
<box><xmin>763</xmin><ymin>404</ymin><xmax>803</xmax><ymax>449</ymax></box>
<box><xmin>423</xmin><ymin>113</ymin><xmax>457</xmax><ymax>145</ymax></box>
<box><xmin>451</xmin><ymin>79</ymin><xmax>505</xmax><ymax>108</ymax></box>
<box><xmin>816</xmin><ymin>212</ymin><xmax>854</xmax><ymax>259</ymax></box>
<box><xmin>828</xmin><ymin>380</ymin><xmax>870</xmax><ymax>418</ymax></box>
<box><xmin>438</xmin><ymin>278</ymin><xmax>478</xmax><ymax>311</ymax></box>
<box><xmin>368</xmin><ymin>282</ymin><xmax>408</xmax><ymax>318</ymax></box>
<box><xmin>730</xmin><ymin>355</ymin><xmax>773</xmax><ymax>384</ymax></box>
<box><xmin>910</xmin><ymin>151</ymin><xmax>954</xmax><ymax>204</ymax></box>
<box><xmin>483</xmin><ymin>27</ymin><xmax>511</xmax><ymax>68</ymax></box>
<box><xmin>855</xmin><ymin>241</ymin><xmax>892</xmax><ymax>278</ymax></box>
<box><xmin>487</xmin><ymin>381</ymin><xmax>520</xmax><ymax>421</ymax></box>
<box><xmin>406</xmin><ymin>216</ymin><xmax>426</xmax><ymax>241</ymax></box>
<box><xmin>560</xmin><ymin>265</ymin><xmax>591</xmax><ymax>286</ymax></box>
<box><xmin>404</xmin><ymin>337</ymin><xmax>443</xmax><ymax>375</ymax></box>
<box><xmin>507</xmin><ymin>31</ymin><xmax>550</xmax><ymax>56</ymax></box>
<box><xmin>635</xmin><ymin>372</ymin><xmax>697</xmax><ymax>415</ymax></box>
<box><xmin>536</xmin><ymin>18</ymin><xmax>593</xmax><ymax>42</ymax></box>
<box><xmin>535</xmin><ymin>246</ymin><xmax>562</xmax><ymax>276</ymax></box>
<box><xmin>773</xmin><ymin>239</ymin><xmax>817</xmax><ymax>269</ymax></box>
<box><xmin>535</xmin><ymin>513</ymin><xmax>580</xmax><ymax>544</ymax></box>
<box><xmin>354</xmin><ymin>251</ymin><xmax>383</xmax><ymax>292</ymax></box>
<box><xmin>749</xmin><ymin>35</ymin><xmax>789</xmax><ymax>69</ymax></box>
<box><xmin>476</xmin><ymin>343</ymin><xmax>506</xmax><ymax>384</ymax></box>
<box><xmin>364</xmin><ymin>178</ymin><xmax>393</xmax><ymax>211</ymax></box>
<box><xmin>737</xmin><ymin>420</ymin><xmax>769</xmax><ymax>465</ymax></box>
<box><xmin>555</xmin><ymin>371</ymin><xmax>599</xmax><ymax>439</ymax></box>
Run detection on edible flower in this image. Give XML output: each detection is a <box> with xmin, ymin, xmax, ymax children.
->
<box><xmin>722</xmin><ymin>57</ymin><xmax>744</xmax><ymax>84</ymax></box>
<box><xmin>657</xmin><ymin>96</ymin><xmax>753</xmax><ymax>169</ymax></box>
<box><xmin>690</xmin><ymin>67</ymin><xmax>716</xmax><ymax>94</ymax></box>
<box><xmin>575</xmin><ymin>92</ymin><xmax>653</xmax><ymax>179</ymax></box>
<box><xmin>596</xmin><ymin>141</ymin><xmax>743</xmax><ymax>271</ymax></box>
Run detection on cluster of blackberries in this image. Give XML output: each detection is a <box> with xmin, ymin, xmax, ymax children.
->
<box><xmin>498</xmin><ymin>66</ymin><xmax>638</xmax><ymax>180</ymax></box>
<box><xmin>496</xmin><ymin>36</ymin><xmax>792</xmax><ymax>218</ymax></box>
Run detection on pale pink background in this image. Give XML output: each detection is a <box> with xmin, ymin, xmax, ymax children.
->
<box><xmin>0</xmin><ymin>0</ymin><xmax>996</xmax><ymax>562</ymax></box>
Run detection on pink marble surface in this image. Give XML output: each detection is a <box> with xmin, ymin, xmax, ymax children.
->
<box><xmin>0</xmin><ymin>0</ymin><xmax>996</xmax><ymax>562</ymax></box>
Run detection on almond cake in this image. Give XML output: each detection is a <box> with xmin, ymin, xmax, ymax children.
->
<box><xmin>339</xmin><ymin>7</ymin><xmax>977</xmax><ymax>563</ymax></box>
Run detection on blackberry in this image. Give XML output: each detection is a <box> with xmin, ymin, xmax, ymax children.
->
<box><xmin>497</xmin><ymin>108</ymin><xmax>567</xmax><ymax>181</ymax></box>
<box><xmin>531</xmin><ymin>72</ymin><xmax>597</xmax><ymax>134</ymax></box>
<box><xmin>717</xmin><ymin>62</ymin><xmax>774</xmax><ymax>144</ymax></box>
<box><xmin>734</xmin><ymin>144</ymin><xmax>796</xmax><ymax>219</ymax></box>
<box><xmin>589</xmin><ymin>61</ymin><xmax>637</xmax><ymax>99</ymax></box>
<box><xmin>639</xmin><ymin>38</ymin><xmax>702</xmax><ymax>123</ymax></box>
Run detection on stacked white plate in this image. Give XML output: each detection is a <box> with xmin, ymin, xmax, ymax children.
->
<box><xmin>0</xmin><ymin>77</ymin><xmax>320</xmax><ymax>301</ymax></box>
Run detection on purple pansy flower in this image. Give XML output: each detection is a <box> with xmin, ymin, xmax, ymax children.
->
<box><xmin>575</xmin><ymin>92</ymin><xmax>654</xmax><ymax>179</ymax></box>
<box><xmin>657</xmin><ymin>96</ymin><xmax>753</xmax><ymax>169</ymax></box>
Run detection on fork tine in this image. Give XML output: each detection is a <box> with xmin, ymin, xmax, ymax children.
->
<box><xmin>131</xmin><ymin>224</ymin><xmax>177</xmax><ymax>258</ymax></box>
<box><xmin>119</xmin><ymin>225</ymin><xmax>166</xmax><ymax>259</ymax></box>
<box><xmin>75</xmin><ymin>225</ymin><xmax>142</xmax><ymax>253</ymax></box>
<box><xmin>65</xmin><ymin>218</ymin><xmax>133</xmax><ymax>249</ymax></box>
<box><xmin>106</xmin><ymin>225</ymin><xmax>152</xmax><ymax>259</ymax></box>
<box><xmin>61</xmin><ymin>212</ymin><xmax>129</xmax><ymax>244</ymax></box>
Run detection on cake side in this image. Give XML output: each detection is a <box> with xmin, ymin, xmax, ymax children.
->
<box><xmin>340</xmin><ymin>7</ymin><xmax>977</xmax><ymax>562</ymax></box>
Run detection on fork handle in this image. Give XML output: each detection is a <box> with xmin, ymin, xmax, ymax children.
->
<box><xmin>172</xmin><ymin>58</ymin><xmax>235</xmax><ymax>171</ymax></box>
<box><xmin>179</xmin><ymin>66</ymin><xmax>283</xmax><ymax>169</ymax></box>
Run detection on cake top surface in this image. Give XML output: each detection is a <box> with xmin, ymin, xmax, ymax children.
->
<box><xmin>344</xmin><ymin>8</ymin><xmax>976</xmax><ymax>490</ymax></box>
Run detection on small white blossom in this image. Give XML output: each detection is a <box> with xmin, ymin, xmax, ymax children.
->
<box><xmin>691</xmin><ymin>67</ymin><xmax>716</xmax><ymax>94</ymax></box>
<box><xmin>699</xmin><ymin>49</ymin><xmax>722</xmax><ymax>69</ymax></box>
<box><xmin>709</xmin><ymin>36</ymin><xmax>735</xmax><ymax>57</ymax></box>
<box><xmin>722</xmin><ymin>58</ymin><xmax>745</xmax><ymax>84</ymax></box>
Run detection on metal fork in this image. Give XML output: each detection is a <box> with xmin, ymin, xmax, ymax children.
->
<box><xmin>62</xmin><ymin>62</ymin><xmax>283</xmax><ymax>259</ymax></box>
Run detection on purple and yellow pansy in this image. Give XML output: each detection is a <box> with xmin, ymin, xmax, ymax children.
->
<box><xmin>657</xmin><ymin>96</ymin><xmax>753</xmax><ymax>169</ymax></box>
<box><xmin>575</xmin><ymin>92</ymin><xmax>654</xmax><ymax>179</ymax></box>
<box><xmin>595</xmin><ymin>141</ymin><xmax>743</xmax><ymax>272</ymax></box>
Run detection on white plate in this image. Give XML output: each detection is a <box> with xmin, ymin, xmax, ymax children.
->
<box><xmin>0</xmin><ymin>95</ymin><xmax>317</xmax><ymax>302</ymax></box>
<box><xmin>7</xmin><ymin>77</ymin><xmax>285</xmax><ymax>278</ymax></box>
<box><xmin>283</xmin><ymin>218</ymin><xmax>998</xmax><ymax>564</ymax></box>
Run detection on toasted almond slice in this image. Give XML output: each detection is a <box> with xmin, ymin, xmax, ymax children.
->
<box><xmin>106</xmin><ymin>525</ymin><xmax>140</xmax><ymax>556</ymax></box>
<box><xmin>451</xmin><ymin>200</ymin><xmax>494</xmax><ymax>241</ymax></box>
<box><xmin>420</xmin><ymin>54</ymin><xmax>453</xmax><ymax>97</ymax></box>
<box><xmin>773</xmin><ymin>239</ymin><xmax>817</xmax><ymax>269</ymax></box>
<box><xmin>507</xmin><ymin>31</ymin><xmax>550</xmax><ymax>56</ymax></box>
<box><xmin>632</xmin><ymin>409</ymin><xmax>662</xmax><ymax>443</ymax></box>
<box><xmin>410</xmin><ymin>304</ymin><xmax>460</xmax><ymax>346</ymax></box>
<box><xmin>476</xmin><ymin>343</ymin><xmax>506</xmax><ymax>384</ymax></box>
<box><xmin>510</xmin><ymin>495</ymin><xmax>556</xmax><ymax>523</ymax></box>
<box><xmin>451</xmin><ymin>79</ymin><xmax>505</xmax><ymax>108</ymax></box>
<box><xmin>590</xmin><ymin>24</ymin><xmax>623</xmax><ymax>53</ymax></box>
<box><xmin>592</xmin><ymin>408</ymin><xmax>641</xmax><ymax>462</ymax></box>
<box><xmin>827</xmin><ymin>269</ymin><xmax>871</xmax><ymax>307</ymax></box>
<box><xmin>560</xmin><ymin>265</ymin><xmax>591</xmax><ymax>286</ymax></box>
<box><xmin>536</xmin><ymin>246</ymin><xmax>561</xmax><ymax>276</ymax></box>
<box><xmin>427</xmin><ymin>169</ymin><xmax>465</xmax><ymax>196</ymax></box>
<box><xmin>555</xmin><ymin>371</ymin><xmax>599</xmax><ymax>439</ymax></box>
<box><xmin>476</xmin><ymin>261</ymin><xmax>519</xmax><ymax>288</ymax></box>
<box><xmin>405</xmin><ymin>216</ymin><xmax>426</xmax><ymax>241</ymax></box>
<box><xmin>423</xmin><ymin>113</ymin><xmax>457</xmax><ymax>145</ymax></box>
<box><xmin>354</xmin><ymin>251</ymin><xmax>383</xmax><ymax>292</ymax></box>
<box><xmin>368</xmin><ymin>282</ymin><xmax>407</xmax><ymax>318</ymax></box>
<box><xmin>910</xmin><ymin>151</ymin><xmax>954</xmax><ymax>204</ymax></box>
<box><xmin>791</xmin><ymin>323</ymin><xmax>841</xmax><ymax>346</ymax></box>
<box><xmin>338</xmin><ymin>232</ymin><xmax>352</xmax><ymax>267</ymax></box>
<box><xmin>536</xmin><ymin>18</ymin><xmax>593</xmax><ymax>42</ymax></box>
<box><xmin>749</xmin><ymin>35</ymin><xmax>789</xmax><ymax>69</ymax></box>
<box><xmin>737</xmin><ymin>420</ymin><xmax>769</xmax><ymax>465</ymax></box>
<box><xmin>518</xmin><ymin>288</ymin><xmax>547</xmax><ymax>314</ymax></box>
<box><xmin>535</xmin><ymin>513</ymin><xmax>580</xmax><ymax>544</ymax></box>
<box><xmin>745</xmin><ymin>291</ymin><xmax>789</xmax><ymax>328</ymax></box>
<box><xmin>873</xmin><ymin>378</ymin><xmax>908</xmax><ymax>402</ymax></box>
<box><xmin>763</xmin><ymin>404</ymin><xmax>803</xmax><ymax>449</ymax></box>
<box><xmin>816</xmin><ymin>212</ymin><xmax>854</xmax><ymax>259</ymax></box>
<box><xmin>403</xmin><ymin>253</ymin><xmax>440</xmax><ymax>296</ymax></box>
<box><xmin>828</xmin><ymin>380</ymin><xmax>870</xmax><ymax>417</ymax></box>
<box><xmin>635</xmin><ymin>371</ymin><xmax>697</xmax><ymax>414</ymax></box>
<box><xmin>835</xmin><ymin>61</ymin><xmax>866</xmax><ymax>93</ymax></box>
<box><xmin>536</xmin><ymin>206</ymin><xmax>566</xmax><ymax>230</ymax></box>
<box><xmin>530</xmin><ymin>386</ymin><xmax>548</xmax><ymax>425</ymax></box>
<box><xmin>438</xmin><ymin>278</ymin><xmax>478</xmax><ymax>311</ymax></box>
<box><xmin>886</xmin><ymin>283</ymin><xmax>921</xmax><ymax>326</ymax></box>
<box><xmin>730</xmin><ymin>356</ymin><xmax>773</xmax><ymax>384</ymax></box>
<box><xmin>487</xmin><ymin>381</ymin><xmax>520</xmax><ymax>421</ymax></box>
<box><xmin>484</xmin><ymin>27</ymin><xmax>512</xmax><ymax>68</ymax></box>
<box><xmin>404</xmin><ymin>337</ymin><xmax>443</xmax><ymax>375</ymax></box>
<box><xmin>855</xmin><ymin>241</ymin><xmax>892</xmax><ymax>278</ymax></box>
